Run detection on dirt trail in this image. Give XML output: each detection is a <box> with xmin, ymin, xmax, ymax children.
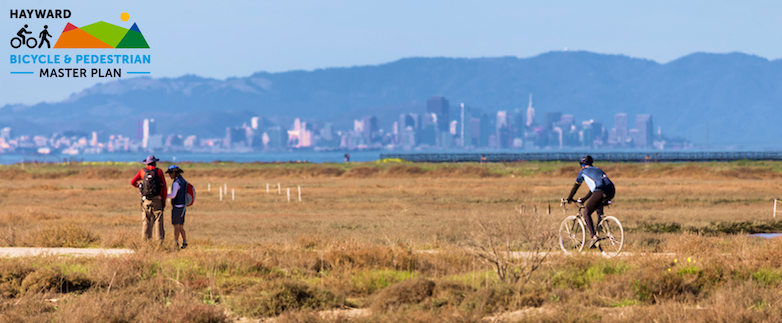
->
<box><xmin>0</xmin><ymin>247</ymin><xmax>134</xmax><ymax>258</ymax></box>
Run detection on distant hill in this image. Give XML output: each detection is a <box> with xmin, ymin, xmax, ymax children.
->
<box><xmin>2</xmin><ymin>51</ymin><xmax>781</xmax><ymax>147</ymax></box>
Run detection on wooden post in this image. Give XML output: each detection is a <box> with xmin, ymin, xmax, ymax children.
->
<box><xmin>232</xmin><ymin>189</ymin><xmax>235</xmax><ymax>201</ymax></box>
<box><xmin>547</xmin><ymin>204</ymin><xmax>551</xmax><ymax>215</ymax></box>
<box><xmin>298</xmin><ymin>185</ymin><xmax>301</xmax><ymax>202</ymax></box>
<box><xmin>224</xmin><ymin>184</ymin><xmax>227</xmax><ymax>195</ymax></box>
<box><xmin>219</xmin><ymin>187</ymin><xmax>223</xmax><ymax>201</ymax></box>
<box><xmin>278</xmin><ymin>183</ymin><xmax>281</xmax><ymax>194</ymax></box>
<box><xmin>208</xmin><ymin>183</ymin><xmax>210</xmax><ymax>192</ymax></box>
<box><xmin>774</xmin><ymin>199</ymin><xmax>778</xmax><ymax>219</ymax></box>
<box><xmin>266</xmin><ymin>183</ymin><xmax>269</xmax><ymax>193</ymax></box>
<box><xmin>287</xmin><ymin>188</ymin><xmax>291</xmax><ymax>203</ymax></box>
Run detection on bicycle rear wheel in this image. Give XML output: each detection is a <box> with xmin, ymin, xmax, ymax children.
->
<box><xmin>597</xmin><ymin>216</ymin><xmax>624</xmax><ymax>257</ymax></box>
<box><xmin>559</xmin><ymin>215</ymin><xmax>585</xmax><ymax>254</ymax></box>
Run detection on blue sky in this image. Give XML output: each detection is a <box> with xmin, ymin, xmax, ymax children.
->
<box><xmin>1</xmin><ymin>0</ymin><xmax>780</xmax><ymax>106</ymax></box>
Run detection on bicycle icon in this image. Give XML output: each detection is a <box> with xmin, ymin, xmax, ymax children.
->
<box><xmin>10</xmin><ymin>36</ymin><xmax>37</xmax><ymax>49</ymax></box>
<box><xmin>11</xmin><ymin>24</ymin><xmax>50</xmax><ymax>49</ymax></box>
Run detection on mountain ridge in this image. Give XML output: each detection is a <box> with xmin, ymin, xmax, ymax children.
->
<box><xmin>2</xmin><ymin>51</ymin><xmax>780</xmax><ymax>147</ymax></box>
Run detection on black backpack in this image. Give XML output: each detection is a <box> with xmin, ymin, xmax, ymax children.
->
<box><xmin>140</xmin><ymin>168</ymin><xmax>162</xmax><ymax>198</ymax></box>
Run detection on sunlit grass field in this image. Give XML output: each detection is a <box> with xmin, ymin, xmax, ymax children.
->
<box><xmin>2</xmin><ymin>160</ymin><xmax>782</xmax><ymax>322</ymax></box>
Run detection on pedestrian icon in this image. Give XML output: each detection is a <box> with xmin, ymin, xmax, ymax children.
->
<box><xmin>38</xmin><ymin>25</ymin><xmax>52</xmax><ymax>48</ymax></box>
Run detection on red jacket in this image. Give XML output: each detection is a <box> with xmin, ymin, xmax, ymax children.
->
<box><xmin>131</xmin><ymin>166</ymin><xmax>167</xmax><ymax>199</ymax></box>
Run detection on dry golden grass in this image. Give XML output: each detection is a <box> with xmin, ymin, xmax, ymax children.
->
<box><xmin>1</xmin><ymin>161</ymin><xmax>782</xmax><ymax>322</ymax></box>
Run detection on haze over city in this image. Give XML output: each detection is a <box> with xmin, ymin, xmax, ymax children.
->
<box><xmin>2</xmin><ymin>0</ymin><xmax>782</xmax><ymax>159</ymax></box>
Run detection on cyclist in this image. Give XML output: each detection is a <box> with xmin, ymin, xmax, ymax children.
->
<box><xmin>17</xmin><ymin>24</ymin><xmax>32</xmax><ymax>45</ymax></box>
<box><xmin>565</xmin><ymin>155</ymin><xmax>615</xmax><ymax>248</ymax></box>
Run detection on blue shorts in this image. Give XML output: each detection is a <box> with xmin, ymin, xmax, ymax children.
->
<box><xmin>171</xmin><ymin>207</ymin><xmax>186</xmax><ymax>225</ymax></box>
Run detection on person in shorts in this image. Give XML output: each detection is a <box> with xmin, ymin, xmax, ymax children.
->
<box><xmin>166</xmin><ymin>165</ymin><xmax>189</xmax><ymax>249</ymax></box>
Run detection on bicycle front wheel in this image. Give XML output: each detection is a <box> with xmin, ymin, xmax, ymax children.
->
<box><xmin>597</xmin><ymin>216</ymin><xmax>624</xmax><ymax>257</ymax></box>
<box><xmin>559</xmin><ymin>215</ymin><xmax>585</xmax><ymax>254</ymax></box>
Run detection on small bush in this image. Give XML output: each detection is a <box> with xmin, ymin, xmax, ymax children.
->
<box><xmin>351</xmin><ymin>269</ymin><xmax>418</xmax><ymax>295</ymax></box>
<box><xmin>19</xmin><ymin>267</ymin><xmax>92</xmax><ymax>295</ymax></box>
<box><xmin>551</xmin><ymin>257</ymin><xmax>629</xmax><ymax>290</ymax></box>
<box><xmin>0</xmin><ymin>261</ymin><xmax>35</xmax><ymax>298</ymax></box>
<box><xmin>147</xmin><ymin>296</ymin><xmax>230</xmax><ymax>323</ymax></box>
<box><xmin>637</xmin><ymin>222</ymin><xmax>682</xmax><ymax>233</ymax></box>
<box><xmin>100</xmin><ymin>230</ymin><xmax>139</xmax><ymax>249</ymax></box>
<box><xmin>371</xmin><ymin>278</ymin><xmax>435</xmax><ymax>312</ymax></box>
<box><xmin>232</xmin><ymin>279</ymin><xmax>345</xmax><ymax>318</ymax></box>
<box><xmin>750</xmin><ymin>268</ymin><xmax>782</xmax><ymax>287</ymax></box>
<box><xmin>26</xmin><ymin>223</ymin><xmax>100</xmax><ymax>248</ymax></box>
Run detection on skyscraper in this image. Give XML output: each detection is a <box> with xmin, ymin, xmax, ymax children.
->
<box><xmin>635</xmin><ymin>114</ymin><xmax>653</xmax><ymax>148</ymax></box>
<box><xmin>142</xmin><ymin>118</ymin><xmax>156</xmax><ymax>149</ymax></box>
<box><xmin>496</xmin><ymin>111</ymin><xmax>510</xmax><ymax>148</ymax></box>
<box><xmin>287</xmin><ymin>118</ymin><xmax>312</xmax><ymax>148</ymax></box>
<box><xmin>545</xmin><ymin>112</ymin><xmax>562</xmax><ymax>130</ymax></box>
<box><xmin>419</xmin><ymin>113</ymin><xmax>438</xmax><ymax>146</ymax></box>
<box><xmin>469</xmin><ymin>117</ymin><xmax>480</xmax><ymax>148</ymax></box>
<box><xmin>480</xmin><ymin>113</ymin><xmax>491</xmax><ymax>147</ymax></box>
<box><xmin>398</xmin><ymin>113</ymin><xmax>419</xmax><ymax>147</ymax></box>
<box><xmin>615</xmin><ymin>113</ymin><xmax>628</xmax><ymax>145</ymax></box>
<box><xmin>427</xmin><ymin>96</ymin><xmax>450</xmax><ymax>135</ymax></box>
<box><xmin>361</xmin><ymin>116</ymin><xmax>378</xmax><ymax>144</ymax></box>
<box><xmin>525</xmin><ymin>94</ymin><xmax>535</xmax><ymax>127</ymax></box>
<box><xmin>399</xmin><ymin>113</ymin><xmax>419</xmax><ymax>131</ymax></box>
<box><xmin>460</xmin><ymin>103</ymin><xmax>472</xmax><ymax>148</ymax></box>
<box><xmin>264</xmin><ymin>126</ymin><xmax>286</xmax><ymax>150</ymax></box>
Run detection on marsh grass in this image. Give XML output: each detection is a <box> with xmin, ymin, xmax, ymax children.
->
<box><xmin>2</xmin><ymin>161</ymin><xmax>782</xmax><ymax>321</ymax></box>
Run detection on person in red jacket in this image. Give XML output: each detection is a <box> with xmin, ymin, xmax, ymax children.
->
<box><xmin>130</xmin><ymin>155</ymin><xmax>167</xmax><ymax>243</ymax></box>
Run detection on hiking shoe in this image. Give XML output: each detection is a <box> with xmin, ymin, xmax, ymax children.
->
<box><xmin>181</xmin><ymin>243</ymin><xmax>188</xmax><ymax>249</ymax></box>
<box><xmin>588</xmin><ymin>236</ymin><xmax>599</xmax><ymax>249</ymax></box>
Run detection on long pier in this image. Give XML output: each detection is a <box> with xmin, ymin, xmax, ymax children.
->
<box><xmin>379</xmin><ymin>151</ymin><xmax>782</xmax><ymax>163</ymax></box>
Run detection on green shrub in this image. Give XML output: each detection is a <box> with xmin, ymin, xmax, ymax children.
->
<box><xmin>551</xmin><ymin>257</ymin><xmax>629</xmax><ymax>289</ymax></box>
<box><xmin>751</xmin><ymin>268</ymin><xmax>782</xmax><ymax>287</ymax></box>
<box><xmin>351</xmin><ymin>269</ymin><xmax>418</xmax><ymax>294</ymax></box>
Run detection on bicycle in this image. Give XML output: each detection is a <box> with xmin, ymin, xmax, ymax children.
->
<box><xmin>558</xmin><ymin>198</ymin><xmax>624</xmax><ymax>257</ymax></box>
<box><xmin>11</xmin><ymin>36</ymin><xmax>37</xmax><ymax>49</ymax></box>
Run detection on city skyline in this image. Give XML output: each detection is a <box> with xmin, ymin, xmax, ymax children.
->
<box><xmin>0</xmin><ymin>93</ymin><xmax>688</xmax><ymax>157</ymax></box>
<box><xmin>2</xmin><ymin>51</ymin><xmax>779</xmax><ymax>149</ymax></box>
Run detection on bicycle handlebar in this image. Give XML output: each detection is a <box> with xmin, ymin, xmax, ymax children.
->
<box><xmin>560</xmin><ymin>198</ymin><xmax>584</xmax><ymax>208</ymax></box>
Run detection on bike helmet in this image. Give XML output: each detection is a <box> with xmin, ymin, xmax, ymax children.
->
<box><xmin>579</xmin><ymin>155</ymin><xmax>593</xmax><ymax>166</ymax></box>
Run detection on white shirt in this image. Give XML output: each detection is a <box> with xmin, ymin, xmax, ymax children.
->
<box><xmin>167</xmin><ymin>181</ymin><xmax>185</xmax><ymax>208</ymax></box>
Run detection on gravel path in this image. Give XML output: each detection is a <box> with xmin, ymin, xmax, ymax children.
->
<box><xmin>0</xmin><ymin>247</ymin><xmax>134</xmax><ymax>258</ymax></box>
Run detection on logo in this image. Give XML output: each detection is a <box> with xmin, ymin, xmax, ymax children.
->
<box><xmin>10</xmin><ymin>24</ymin><xmax>52</xmax><ymax>49</ymax></box>
<box><xmin>9</xmin><ymin>12</ymin><xmax>149</xmax><ymax>49</ymax></box>
<box><xmin>55</xmin><ymin>20</ymin><xmax>149</xmax><ymax>49</ymax></box>
<box><xmin>8</xmin><ymin>11</ymin><xmax>152</xmax><ymax>78</ymax></box>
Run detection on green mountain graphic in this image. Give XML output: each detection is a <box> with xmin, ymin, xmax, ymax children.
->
<box><xmin>116</xmin><ymin>23</ymin><xmax>149</xmax><ymax>48</ymax></box>
<box><xmin>80</xmin><ymin>21</ymin><xmax>130</xmax><ymax>48</ymax></box>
